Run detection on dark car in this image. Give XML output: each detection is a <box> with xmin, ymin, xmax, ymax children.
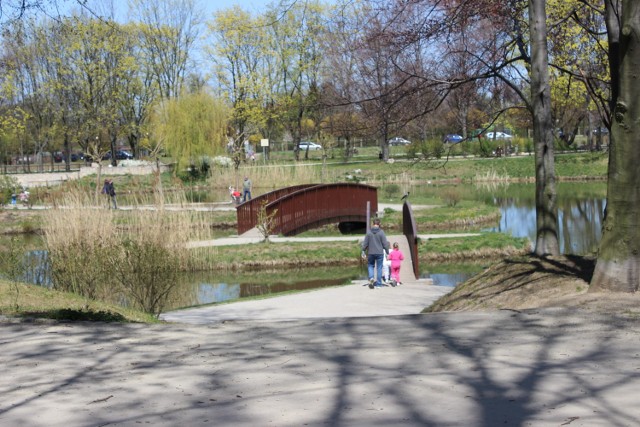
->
<box><xmin>103</xmin><ymin>150</ymin><xmax>134</xmax><ymax>160</ymax></box>
<box><xmin>443</xmin><ymin>134</ymin><xmax>464</xmax><ymax>143</ymax></box>
<box><xmin>115</xmin><ymin>150</ymin><xmax>133</xmax><ymax>160</ymax></box>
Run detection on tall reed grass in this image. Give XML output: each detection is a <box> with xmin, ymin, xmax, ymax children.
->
<box><xmin>41</xmin><ymin>187</ymin><xmax>210</xmax><ymax>316</ymax></box>
<box><xmin>207</xmin><ymin>163</ymin><xmax>338</xmax><ymax>190</ymax></box>
<box><xmin>473</xmin><ymin>169</ymin><xmax>511</xmax><ymax>182</ymax></box>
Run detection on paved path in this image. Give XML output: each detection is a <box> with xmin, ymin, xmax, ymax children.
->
<box><xmin>2</xmin><ymin>308</ymin><xmax>640</xmax><ymax>426</ymax></box>
<box><xmin>161</xmin><ymin>280</ymin><xmax>452</xmax><ymax>324</ymax></box>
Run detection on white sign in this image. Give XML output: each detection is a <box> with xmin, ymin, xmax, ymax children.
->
<box><xmin>260</xmin><ymin>139</ymin><xmax>269</xmax><ymax>147</ymax></box>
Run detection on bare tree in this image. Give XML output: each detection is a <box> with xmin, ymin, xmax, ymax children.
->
<box><xmin>130</xmin><ymin>0</ymin><xmax>201</xmax><ymax>100</ymax></box>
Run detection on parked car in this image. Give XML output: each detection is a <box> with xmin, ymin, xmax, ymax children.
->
<box><xmin>443</xmin><ymin>134</ymin><xmax>464</xmax><ymax>143</ymax></box>
<box><xmin>298</xmin><ymin>141</ymin><xmax>323</xmax><ymax>151</ymax></box>
<box><xmin>103</xmin><ymin>150</ymin><xmax>134</xmax><ymax>160</ymax></box>
<box><xmin>388</xmin><ymin>137</ymin><xmax>411</xmax><ymax>146</ymax></box>
<box><xmin>485</xmin><ymin>132</ymin><xmax>513</xmax><ymax>139</ymax></box>
<box><xmin>115</xmin><ymin>150</ymin><xmax>134</xmax><ymax>160</ymax></box>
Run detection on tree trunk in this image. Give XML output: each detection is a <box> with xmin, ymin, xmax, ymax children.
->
<box><xmin>591</xmin><ymin>1</ymin><xmax>640</xmax><ymax>292</ymax></box>
<box><xmin>529</xmin><ymin>0</ymin><xmax>560</xmax><ymax>255</ymax></box>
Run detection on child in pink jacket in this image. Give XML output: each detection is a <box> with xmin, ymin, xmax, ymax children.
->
<box><xmin>387</xmin><ymin>242</ymin><xmax>405</xmax><ymax>284</ymax></box>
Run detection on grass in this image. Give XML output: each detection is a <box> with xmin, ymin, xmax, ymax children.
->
<box><xmin>187</xmin><ymin>233</ymin><xmax>528</xmax><ymax>271</ymax></box>
<box><xmin>188</xmin><ymin>241</ymin><xmax>364</xmax><ymax>271</ymax></box>
<box><xmin>420</xmin><ymin>233</ymin><xmax>531</xmax><ymax>262</ymax></box>
<box><xmin>0</xmin><ymin>279</ymin><xmax>157</xmax><ymax>323</ymax></box>
<box><xmin>0</xmin><ymin>151</ymin><xmax>607</xmax><ymax>321</ymax></box>
<box><xmin>379</xmin><ymin>201</ymin><xmax>501</xmax><ymax>233</ymax></box>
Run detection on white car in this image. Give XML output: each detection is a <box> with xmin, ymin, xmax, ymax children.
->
<box><xmin>298</xmin><ymin>141</ymin><xmax>323</xmax><ymax>151</ymax></box>
<box><xmin>388</xmin><ymin>137</ymin><xmax>411</xmax><ymax>146</ymax></box>
<box><xmin>485</xmin><ymin>132</ymin><xmax>513</xmax><ymax>139</ymax></box>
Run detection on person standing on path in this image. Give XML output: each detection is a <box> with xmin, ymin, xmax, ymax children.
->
<box><xmin>361</xmin><ymin>218</ymin><xmax>390</xmax><ymax>289</ymax></box>
<box><xmin>388</xmin><ymin>242</ymin><xmax>405</xmax><ymax>285</ymax></box>
<box><xmin>101</xmin><ymin>178</ymin><xmax>117</xmax><ymax>209</ymax></box>
<box><xmin>242</xmin><ymin>176</ymin><xmax>252</xmax><ymax>202</ymax></box>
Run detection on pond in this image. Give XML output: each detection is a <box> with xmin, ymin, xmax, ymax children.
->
<box><xmin>408</xmin><ymin>181</ymin><xmax>607</xmax><ymax>256</ymax></box>
<box><xmin>164</xmin><ymin>266</ymin><xmax>362</xmax><ymax>311</ymax></box>
<box><xmin>5</xmin><ymin>181</ymin><xmax>607</xmax><ymax>308</ymax></box>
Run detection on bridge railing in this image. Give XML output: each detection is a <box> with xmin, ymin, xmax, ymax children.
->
<box><xmin>236</xmin><ymin>184</ymin><xmax>317</xmax><ymax>235</ymax></box>
<box><xmin>402</xmin><ymin>201</ymin><xmax>419</xmax><ymax>280</ymax></box>
<box><xmin>266</xmin><ymin>183</ymin><xmax>378</xmax><ymax>236</ymax></box>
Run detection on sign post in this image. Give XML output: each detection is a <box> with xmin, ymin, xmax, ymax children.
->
<box><xmin>260</xmin><ymin>139</ymin><xmax>269</xmax><ymax>162</ymax></box>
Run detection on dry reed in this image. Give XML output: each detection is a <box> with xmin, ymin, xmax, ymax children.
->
<box><xmin>474</xmin><ymin>169</ymin><xmax>511</xmax><ymax>183</ymax></box>
<box><xmin>206</xmin><ymin>163</ymin><xmax>338</xmax><ymax>189</ymax></box>
<box><xmin>41</xmin><ymin>186</ymin><xmax>208</xmax><ymax>315</ymax></box>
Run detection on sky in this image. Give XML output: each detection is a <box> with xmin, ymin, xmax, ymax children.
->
<box><xmin>45</xmin><ymin>0</ymin><xmax>282</xmax><ymax>22</ymax></box>
<box><xmin>206</xmin><ymin>0</ymin><xmax>279</xmax><ymax>14</ymax></box>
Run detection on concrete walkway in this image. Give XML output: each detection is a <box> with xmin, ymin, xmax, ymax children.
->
<box><xmin>2</xmin><ymin>308</ymin><xmax>640</xmax><ymax>426</ymax></box>
<box><xmin>161</xmin><ymin>279</ymin><xmax>452</xmax><ymax>324</ymax></box>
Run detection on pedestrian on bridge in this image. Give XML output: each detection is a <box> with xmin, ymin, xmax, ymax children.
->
<box><xmin>242</xmin><ymin>176</ymin><xmax>252</xmax><ymax>202</ymax></box>
<box><xmin>361</xmin><ymin>218</ymin><xmax>390</xmax><ymax>289</ymax></box>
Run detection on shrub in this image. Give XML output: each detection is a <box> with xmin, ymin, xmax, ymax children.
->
<box><xmin>0</xmin><ymin>175</ymin><xmax>20</xmax><ymax>205</ymax></box>
<box><xmin>383</xmin><ymin>184</ymin><xmax>400</xmax><ymax>199</ymax></box>
<box><xmin>211</xmin><ymin>156</ymin><xmax>233</xmax><ymax>167</ymax></box>
<box><xmin>428</xmin><ymin>139</ymin><xmax>445</xmax><ymax>159</ymax></box>
<box><xmin>42</xmin><ymin>188</ymin><xmax>192</xmax><ymax>316</ymax></box>
<box><xmin>441</xmin><ymin>188</ymin><xmax>462</xmax><ymax>207</ymax></box>
<box><xmin>108</xmin><ymin>237</ymin><xmax>180</xmax><ymax>316</ymax></box>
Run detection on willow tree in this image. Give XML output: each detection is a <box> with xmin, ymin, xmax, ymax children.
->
<box><xmin>590</xmin><ymin>0</ymin><xmax>640</xmax><ymax>292</ymax></box>
<box><xmin>151</xmin><ymin>90</ymin><xmax>229</xmax><ymax>175</ymax></box>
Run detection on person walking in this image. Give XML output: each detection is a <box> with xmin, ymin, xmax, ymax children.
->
<box><xmin>387</xmin><ymin>242</ymin><xmax>405</xmax><ymax>285</ymax></box>
<box><xmin>361</xmin><ymin>218</ymin><xmax>390</xmax><ymax>289</ymax></box>
<box><xmin>242</xmin><ymin>176</ymin><xmax>252</xmax><ymax>202</ymax></box>
<box><xmin>101</xmin><ymin>178</ymin><xmax>117</xmax><ymax>209</ymax></box>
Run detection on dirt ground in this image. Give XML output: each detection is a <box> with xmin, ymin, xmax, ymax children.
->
<box><xmin>426</xmin><ymin>254</ymin><xmax>640</xmax><ymax>315</ymax></box>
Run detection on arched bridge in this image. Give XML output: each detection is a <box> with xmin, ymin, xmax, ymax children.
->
<box><xmin>236</xmin><ymin>183</ymin><xmax>378</xmax><ymax>236</ymax></box>
<box><xmin>235</xmin><ymin>184</ymin><xmax>421</xmax><ymax>280</ymax></box>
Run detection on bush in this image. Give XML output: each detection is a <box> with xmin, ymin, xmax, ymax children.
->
<box><xmin>0</xmin><ymin>175</ymin><xmax>20</xmax><ymax>205</ymax></box>
<box><xmin>428</xmin><ymin>139</ymin><xmax>445</xmax><ymax>159</ymax></box>
<box><xmin>441</xmin><ymin>188</ymin><xmax>462</xmax><ymax>207</ymax></box>
<box><xmin>108</xmin><ymin>238</ymin><xmax>180</xmax><ymax>316</ymax></box>
<box><xmin>383</xmin><ymin>184</ymin><xmax>400</xmax><ymax>199</ymax></box>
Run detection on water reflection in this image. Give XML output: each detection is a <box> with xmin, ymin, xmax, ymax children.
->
<box><xmin>409</xmin><ymin>181</ymin><xmax>607</xmax><ymax>255</ymax></box>
<box><xmin>166</xmin><ymin>267</ymin><xmax>361</xmax><ymax>310</ymax></box>
<box><xmin>427</xmin><ymin>272</ymin><xmax>475</xmax><ymax>287</ymax></box>
<box><xmin>488</xmin><ymin>194</ymin><xmax>605</xmax><ymax>255</ymax></box>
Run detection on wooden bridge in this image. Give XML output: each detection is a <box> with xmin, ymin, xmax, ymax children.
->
<box><xmin>236</xmin><ymin>183</ymin><xmax>420</xmax><ymax>280</ymax></box>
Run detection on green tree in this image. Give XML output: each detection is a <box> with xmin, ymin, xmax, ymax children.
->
<box><xmin>150</xmin><ymin>90</ymin><xmax>229</xmax><ymax>174</ymax></box>
<box><xmin>207</xmin><ymin>6</ymin><xmax>270</xmax><ymax>138</ymax></box>
<box><xmin>130</xmin><ymin>0</ymin><xmax>201</xmax><ymax>100</ymax></box>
